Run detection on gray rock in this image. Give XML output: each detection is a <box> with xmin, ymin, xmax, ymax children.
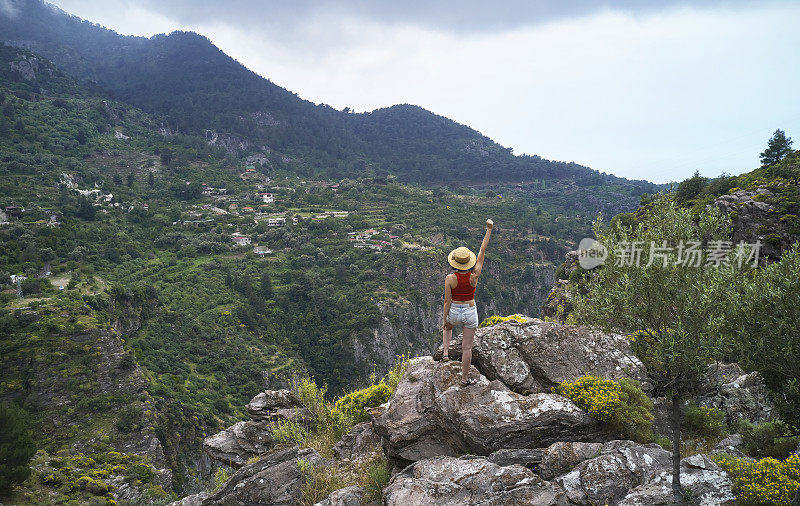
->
<box><xmin>435</xmin><ymin>318</ymin><xmax>648</xmax><ymax>395</ymax></box>
<box><xmin>202</xmin><ymin>420</ymin><xmax>274</xmax><ymax>467</ymax></box>
<box><xmin>202</xmin><ymin>446</ymin><xmax>326</xmax><ymax>505</ymax></box>
<box><xmin>539</xmin><ymin>441</ymin><xmax>603</xmax><ymax>480</ymax></box>
<box><xmin>698</xmin><ymin>362</ymin><xmax>774</xmax><ymax>424</ymax></box>
<box><xmin>371</xmin><ymin>357</ymin><xmax>608</xmax><ymax>466</ymax></box>
<box><xmin>554</xmin><ymin>440</ymin><xmax>673</xmax><ymax>505</ymax></box>
<box><xmin>486</xmin><ymin>448</ymin><xmax>544</xmax><ymax>470</ymax></box>
<box><xmin>333</xmin><ymin>422</ymin><xmax>382</xmax><ymax>462</ymax></box>
<box><xmin>792</xmin><ymin>488</ymin><xmax>800</xmax><ymax>506</ymax></box>
<box><xmin>246</xmin><ymin>389</ymin><xmax>314</xmax><ymax>425</ymax></box>
<box><xmin>313</xmin><ymin>485</ymin><xmax>365</xmax><ymax>506</ymax></box>
<box><xmin>619</xmin><ymin>454</ymin><xmax>735</xmax><ymax>506</ymax></box>
<box><xmin>168</xmin><ymin>492</ymin><xmax>209</xmax><ymax>506</ymax></box>
<box><xmin>383</xmin><ymin>455</ymin><xmax>569</xmax><ymax>505</ymax></box>
<box><xmin>710</xmin><ymin>433</ymin><xmax>747</xmax><ymax>459</ymax></box>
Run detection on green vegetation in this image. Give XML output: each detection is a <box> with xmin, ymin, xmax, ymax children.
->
<box><xmin>683</xmin><ymin>402</ymin><xmax>727</xmax><ymax>439</ymax></box>
<box><xmin>761</xmin><ymin>129</ymin><xmax>794</xmax><ymax>167</ymax></box>
<box><xmin>556</xmin><ymin>375</ymin><xmax>654</xmax><ymax>443</ymax></box>
<box><xmin>714</xmin><ymin>453</ymin><xmax>800</xmax><ymax>506</ymax></box>
<box><xmin>738</xmin><ymin>420</ymin><xmax>800</xmax><ymax>460</ymax></box>
<box><xmin>478</xmin><ymin>314</ymin><xmax>527</xmax><ymax>327</ymax></box>
<box><xmin>0</xmin><ymin>402</ymin><xmax>36</xmax><ymax>497</ymax></box>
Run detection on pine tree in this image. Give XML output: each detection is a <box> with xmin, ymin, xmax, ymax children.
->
<box><xmin>0</xmin><ymin>403</ymin><xmax>36</xmax><ymax>497</ymax></box>
<box><xmin>760</xmin><ymin>129</ymin><xmax>793</xmax><ymax>166</ymax></box>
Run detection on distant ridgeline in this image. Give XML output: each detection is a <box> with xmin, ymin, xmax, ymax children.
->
<box><xmin>0</xmin><ymin>0</ymin><xmax>660</xmax><ymax>189</ymax></box>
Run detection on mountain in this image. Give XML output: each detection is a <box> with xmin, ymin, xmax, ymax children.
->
<box><xmin>0</xmin><ymin>0</ymin><xmax>660</xmax><ymax>189</ymax></box>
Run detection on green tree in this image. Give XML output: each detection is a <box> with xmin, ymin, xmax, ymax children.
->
<box><xmin>675</xmin><ymin>170</ymin><xmax>707</xmax><ymax>202</ymax></box>
<box><xmin>760</xmin><ymin>129</ymin><xmax>793</xmax><ymax>166</ymax></box>
<box><xmin>572</xmin><ymin>195</ymin><xmax>739</xmax><ymax>504</ymax></box>
<box><xmin>0</xmin><ymin>402</ymin><xmax>36</xmax><ymax>497</ymax></box>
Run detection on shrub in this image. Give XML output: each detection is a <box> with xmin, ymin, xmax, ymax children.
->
<box><xmin>478</xmin><ymin>314</ymin><xmax>527</xmax><ymax>328</ymax></box>
<box><xmin>212</xmin><ymin>467</ymin><xmax>232</xmax><ymax>492</ymax></box>
<box><xmin>738</xmin><ymin>419</ymin><xmax>800</xmax><ymax>460</ymax></box>
<box><xmin>269</xmin><ymin>419</ymin><xmax>309</xmax><ymax>446</ymax></box>
<box><xmin>556</xmin><ymin>376</ymin><xmax>654</xmax><ymax>442</ymax></box>
<box><xmin>0</xmin><ymin>402</ymin><xmax>36</xmax><ymax>496</ymax></box>
<box><xmin>360</xmin><ymin>454</ymin><xmax>391</xmax><ymax>503</ymax></box>
<box><xmin>74</xmin><ymin>475</ymin><xmax>112</xmax><ymax>495</ymax></box>
<box><xmin>298</xmin><ymin>459</ymin><xmax>344</xmax><ymax>506</ymax></box>
<box><xmin>683</xmin><ymin>401</ymin><xmax>727</xmax><ymax>439</ymax></box>
<box><xmin>714</xmin><ymin>453</ymin><xmax>800</xmax><ymax>505</ymax></box>
<box><xmin>333</xmin><ymin>383</ymin><xmax>391</xmax><ymax>425</ymax></box>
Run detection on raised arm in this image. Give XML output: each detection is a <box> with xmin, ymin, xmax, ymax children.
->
<box><xmin>473</xmin><ymin>219</ymin><xmax>493</xmax><ymax>278</ymax></box>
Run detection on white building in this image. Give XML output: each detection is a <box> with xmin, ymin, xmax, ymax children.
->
<box><xmin>267</xmin><ymin>217</ymin><xmax>286</xmax><ymax>227</ymax></box>
<box><xmin>232</xmin><ymin>235</ymin><xmax>251</xmax><ymax>247</ymax></box>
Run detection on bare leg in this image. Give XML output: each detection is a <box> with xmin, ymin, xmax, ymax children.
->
<box><xmin>442</xmin><ymin>327</ymin><xmax>452</xmax><ymax>360</ymax></box>
<box><xmin>461</xmin><ymin>326</ymin><xmax>475</xmax><ymax>383</ymax></box>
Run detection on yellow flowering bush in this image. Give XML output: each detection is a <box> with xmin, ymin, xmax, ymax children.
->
<box><xmin>714</xmin><ymin>453</ymin><xmax>800</xmax><ymax>505</ymax></box>
<box><xmin>479</xmin><ymin>314</ymin><xmax>527</xmax><ymax>328</ymax></box>
<box><xmin>333</xmin><ymin>383</ymin><xmax>392</xmax><ymax>425</ymax></box>
<box><xmin>556</xmin><ymin>375</ymin><xmax>654</xmax><ymax>442</ymax></box>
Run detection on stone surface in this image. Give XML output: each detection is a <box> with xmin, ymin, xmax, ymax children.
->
<box><xmin>168</xmin><ymin>492</ymin><xmax>209</xmax><ymax>506</ymax></box>
<box><xmin>554</xmin><ymin>440</ymin><xmax>673</xmax><ymax>505</ymax></box>
<box><xmin>333</xmin><ymin>421</ymin><xmax>382</xmax><ymax>462</ymax></box>
<box><xmin>383</xmin><ymin>455</ymin><xmax>569</xmax><ymax>505</ymax></box>
<box><xmin>486</xmin><ymin>448</ymin><xmax>544</xmax><ymax>470</ymax></box>
<box><xmin>698</xmin><ymin>362</ymin><xmax>774</xmax><ymax>424</ymax></box>
<box><xmin>710</xmin><ymin>433</ymin><xmax>747</xmax><ymax>459</ymax></box>
<box><xmin>371</xmin><ymin>357</ymin><xmax>608</xmax><ymax>466</ymax></box>
<box><xmin>313</xmin><ymin>485</ymin><xmax>365</xmax><ymax>506</ymax></box>
<box><xmin>619</xmin><ymin>454</ymin><xmax>735</xmax><ymax>506</ymax></box>
<box><xmin>539</xmin><ymin>441</ymin><xmax>603</xmax><ymax>480</ymax></box>
<box><xmin>202</xmin><ymin>446</ymin><xmax>326</xmax><ymax>505</ymax></box>
<box><xmin>434</xmin><ymin>318</ymin><xmax>647</xmax><ymax>395</ymax></box>
<box><xmin>202</xmin><ymin>420</ymin><xmax>274</xmax><ymax>467</ymax></box>
<box><xmin>246</xmin><ymin>389</ymin><xmax>314</xmax><ymax>425</ymax></box>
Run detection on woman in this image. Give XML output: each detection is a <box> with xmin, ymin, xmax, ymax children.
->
<box><xmin>442</xmin><ymin>218</ymin><xmax>493</xmax><ymax>386</ymax></box>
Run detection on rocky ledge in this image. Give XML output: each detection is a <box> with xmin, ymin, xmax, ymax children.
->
<box><xmin>176</xmin><ymin>317</ymin><xmax>774</xmax><ymax>505</ymax></box>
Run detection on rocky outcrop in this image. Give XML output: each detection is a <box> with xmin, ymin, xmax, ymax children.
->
<box><xmin>203</xmin><ymin>389</ymin><xmax>311</xmax><ymax>467</ymax></box>
<box><xmin>698</xmin><ymin>362</ymin><xmax>774</xmax><ymax>424</ymax></box>
<box><xmin>619</xmin><ymin>454</ymin><xmax>735</xmax><ymax>505</ymax></box>
<box><xmin>332</xmin><ymin>421</ymin><xmax>382</xmax><ymax>462</ymax></box>
<box><xmin>435</xmin><ymin>318</ymin><xmax>647</xmax><ymax>394</ymax></box>
<box><xmin>486</xmin><ymin>448</ymin><xmax>544</xmax><ymax>470</ymax></box>
<box><xmin>202</xmin><ymin>420</ymin><xmax>274</xmax><ymax>467</ymax></box>
<box><xmin>371</xmin><ymin>357</ymin><xmax>607</xmax><ymax>466</ymax></box>
<box><xmin>203</xmin><ymin>446</ymin><xmax>326</xmax><ymax>505</ymax></box>
<box><xmin>246</xmin><ymin>389</ymin><xmax>314</xmax><ymax>426</ymax></box>
<box><xmin>383</xmin><ymin>455</ymin><xmax>569</xmax><ymax>506</ymax></box>
<box><xmin>553</xmin><ymin>440</ymin><xmax>673</xmax><ymax>504</ymax></box>
<box><xmin>313</xmin><ymin>485</ymin><xmax>365</xmax><ymax>506</ymax></box>
<box><xmin>713</xmin><ymin>187</ymin><xmax>798</xmax><ymax>263</ymax></box>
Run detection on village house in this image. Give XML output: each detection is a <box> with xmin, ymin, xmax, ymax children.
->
<box><xmin>232</xmin><ymin>234</ymin><xmax>251</xmax><ymax>247</ymax></box>
<box><xmin>253</xmin><ymin>246</ymin><xmax>273</xmax><ymax>256</ymax></box>
<box><xmin>268</xmin><ymin>217</ymin><xmax>286</xmax><ymax>227</ymax></box>
<box><xmin>260</xmin><ymin>193</ymin><xmax>274</xmax><ymax>204</ymax></box>
<box><xmin>4</xmin><ymin>206</ymin><xmax>23</xmax><ymax>218</ymax></box>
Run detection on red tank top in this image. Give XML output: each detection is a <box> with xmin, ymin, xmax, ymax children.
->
<box><xmin>451</xmin><ymin>272</ymin><xmax>476</xmax><ymax>301</ymax></box>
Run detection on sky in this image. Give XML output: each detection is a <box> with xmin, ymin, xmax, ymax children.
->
<box><xmin>45</xmin><ymin>0</ymin><xmax>800</xmax><ymax>183</ymax></box>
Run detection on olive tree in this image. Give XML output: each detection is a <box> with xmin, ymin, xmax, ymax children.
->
<box><xmin>572</xmin><ymin>195</ymin><xmax>749</xmax><ymax>503</ymax></box>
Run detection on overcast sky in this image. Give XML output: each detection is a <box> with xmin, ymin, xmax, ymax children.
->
<box><xmin>47</xmin><ymin>0</ymin><xmax>800</xmax><ymax>183</ymax></box>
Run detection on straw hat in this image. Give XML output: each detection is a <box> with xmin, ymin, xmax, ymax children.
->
<box><xmin>448</xmin><ymin>246</ymin><xmax>476</xmax><ymax>270</ymax></box>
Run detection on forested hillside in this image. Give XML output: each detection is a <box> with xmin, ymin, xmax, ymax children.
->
<box><xmin>0</xmin><ymin>0</ymin><xmax>661</xmax><ymax>187</ymax></box>
<box><xmin>0</xmin><ymin>36</ymin><xmax>658</xmax><ymax>501</ymax></box>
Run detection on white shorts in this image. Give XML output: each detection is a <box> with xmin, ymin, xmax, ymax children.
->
<box><xmin>447</xmin><ymin>303</ymin><xmax>479</xmax><ymax>329</ymax></box>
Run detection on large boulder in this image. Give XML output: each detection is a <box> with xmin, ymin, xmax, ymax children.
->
<box><xmin>383</xmin><ymin>455</ymin><xmax>569</xmax><ymax>505</ymax></box>
<box><xmin>203</xmin><ymin>420</ymin><xmax>274</xmax><ymax>467</ymax></box>
<box><xmin>486</xmin><ymin>448</ymin><xmax>544</xmax><ymax>470</ymax></box>
<box><xmin>371</xmin><ymin>357</ymin><xmax>608</xmax><ymax>466</ymax></box>
<box><xmin>553</xmin><ymin>440</ymin><xmax>673</xmax><ymax>505</ymax></box>
<box><xmin>313</xmin><ymin>485</ymin><xmax>365</xmax><ymax>506</ymax></box>
<box><xmin>618</xmin><ymin>454</ymin><xmax>735</xmax><ymax>506</ymax></box>
<box><xmin>332</xmin><ymin>421</ymin><xmax>382</xmax><ymax>462</ymax></box>
<box><xmin>247</xmin><ymin>389</ymin><xmax>314</xmax><ymax>425</ymax></box>
<box><xmin>435</xmin><ymin>318</ymin><xmax>648</xmax><ymax>395</ymax></box>
<box><xmin>202</xmin><ymin>446</ymin><xmax>326</xmax><ymax>505</ymax></box>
